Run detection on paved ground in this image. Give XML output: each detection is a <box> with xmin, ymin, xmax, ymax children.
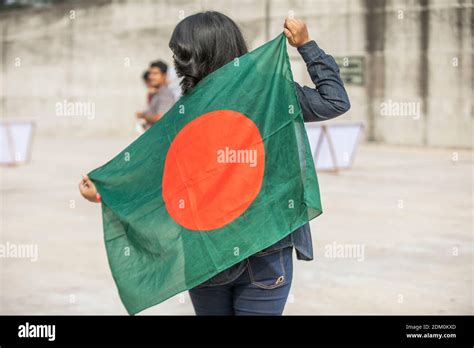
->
<box><xmin>0</xmin><ymin>136</ymin><xmax>472</xmax><ymax>315</ymax></box>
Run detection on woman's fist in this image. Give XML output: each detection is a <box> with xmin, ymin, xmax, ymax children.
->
<box><xmin>283</xmin><ymin>17</ymin><xmax>310</xmax><ymax>48</ymax></box>
<box><xmin>79</xmin><ymin>175</ymin><xmax>100</xmax><ymax>203</ymax></box>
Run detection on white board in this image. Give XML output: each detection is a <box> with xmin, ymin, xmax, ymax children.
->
<box><xmin>0</xmin><ymin>121</ymin><xmax>35</xmax><ymax>165</ymax></box>
<box><xmin>304</xmin><ymin>123</ymin><xmax>364</xmax><ymax>171</ymax></box>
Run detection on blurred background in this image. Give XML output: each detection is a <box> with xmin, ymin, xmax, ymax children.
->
<box><xmin>0</xmin><ymin>0</ymin><xmax>472</xmax><ymax>314</ymax></box>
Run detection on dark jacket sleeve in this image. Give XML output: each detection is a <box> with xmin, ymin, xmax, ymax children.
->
<box><xmin>295</xmin><ymin>40</ymin><xmax>351</xmax><ymax>122</ymax></box>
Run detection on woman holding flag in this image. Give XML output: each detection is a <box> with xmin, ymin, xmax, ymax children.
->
<box><xmin>79</xmin><ymin>11</ymin><xmax>350</xmax><ymax>315</ymax></box>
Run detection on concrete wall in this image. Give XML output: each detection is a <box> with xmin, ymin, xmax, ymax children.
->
<box><xmin>0</xmin><ymin>0</ymin><xmax>472</xmax><ymax>147</ymax></box>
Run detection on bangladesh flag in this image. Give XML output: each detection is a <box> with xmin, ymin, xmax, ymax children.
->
<box><xmin>88</xmin><ymin>33</ymin><xmax>322</xmax><ymax>315</ymax></box>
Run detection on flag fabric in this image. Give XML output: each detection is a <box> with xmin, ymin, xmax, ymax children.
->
<box><xmin>88</xmin><ymin>33</ymin><xmax>323</xmax><ymax>315</ymax></box>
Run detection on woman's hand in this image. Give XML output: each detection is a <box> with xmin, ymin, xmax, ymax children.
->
<box><xmin>79</xmin><ymin>175</ymin><xmax>100</xmax><ymax>203</ymax></box>
<box><xmin>283</xmin><ymin>17</ymin><xmax>311</xmax><ymax>48</ymax></box>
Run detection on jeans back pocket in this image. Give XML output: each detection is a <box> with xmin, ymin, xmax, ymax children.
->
<box><xmin>247</xmin><ymin>247</ymin><xmax>293</xmax><ymax>289</ymax></box>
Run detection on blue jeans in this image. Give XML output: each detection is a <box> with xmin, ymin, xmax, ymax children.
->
<box><xmin>189</xmin><ymin>246</ymin><xmax>293</xmax><ymax>315</ymax></box>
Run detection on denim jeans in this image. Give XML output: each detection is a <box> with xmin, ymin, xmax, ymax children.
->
<box><xmin>189</xmin><ymin>246</ymin><xmax>293</xmax><ymax>315</ymax></box>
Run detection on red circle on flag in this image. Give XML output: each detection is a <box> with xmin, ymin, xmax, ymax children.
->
<box><xmin>162</xmin><ymin>109</ymin><xmax>265</xmax><ymax>231</ymax></box>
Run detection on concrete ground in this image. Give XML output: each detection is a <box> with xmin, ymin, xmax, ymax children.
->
<box><xmin>0</xmin><ymin>136</ymin><xmax>472</xmax><ymax>315</ymax></box>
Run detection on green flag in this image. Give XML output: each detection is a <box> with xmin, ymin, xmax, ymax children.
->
<box><xmin>88</xmin><ymin>33</ymin><xmax>322</xmax><ymax>315</ymax></box>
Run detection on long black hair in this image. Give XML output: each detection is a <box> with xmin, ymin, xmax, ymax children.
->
<box><xmin>169</xmin><ymin>11</ymin><xmax>248</xmax><ymax>95</ymax></box>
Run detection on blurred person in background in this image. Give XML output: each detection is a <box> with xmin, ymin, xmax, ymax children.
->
<box><xmin>135</xmin><ymin>60</ymin><xmax>176</xmax><ymax>131</ymax></box>
<box><xmin>135</xmin><ymin>69</ymin><xmax>157</xmax><ymax>133</ymax></box>
<box><xmin>142</xmin><ymin>70</ymin><xmax>157</xmax><ymax>103</ymax></box>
